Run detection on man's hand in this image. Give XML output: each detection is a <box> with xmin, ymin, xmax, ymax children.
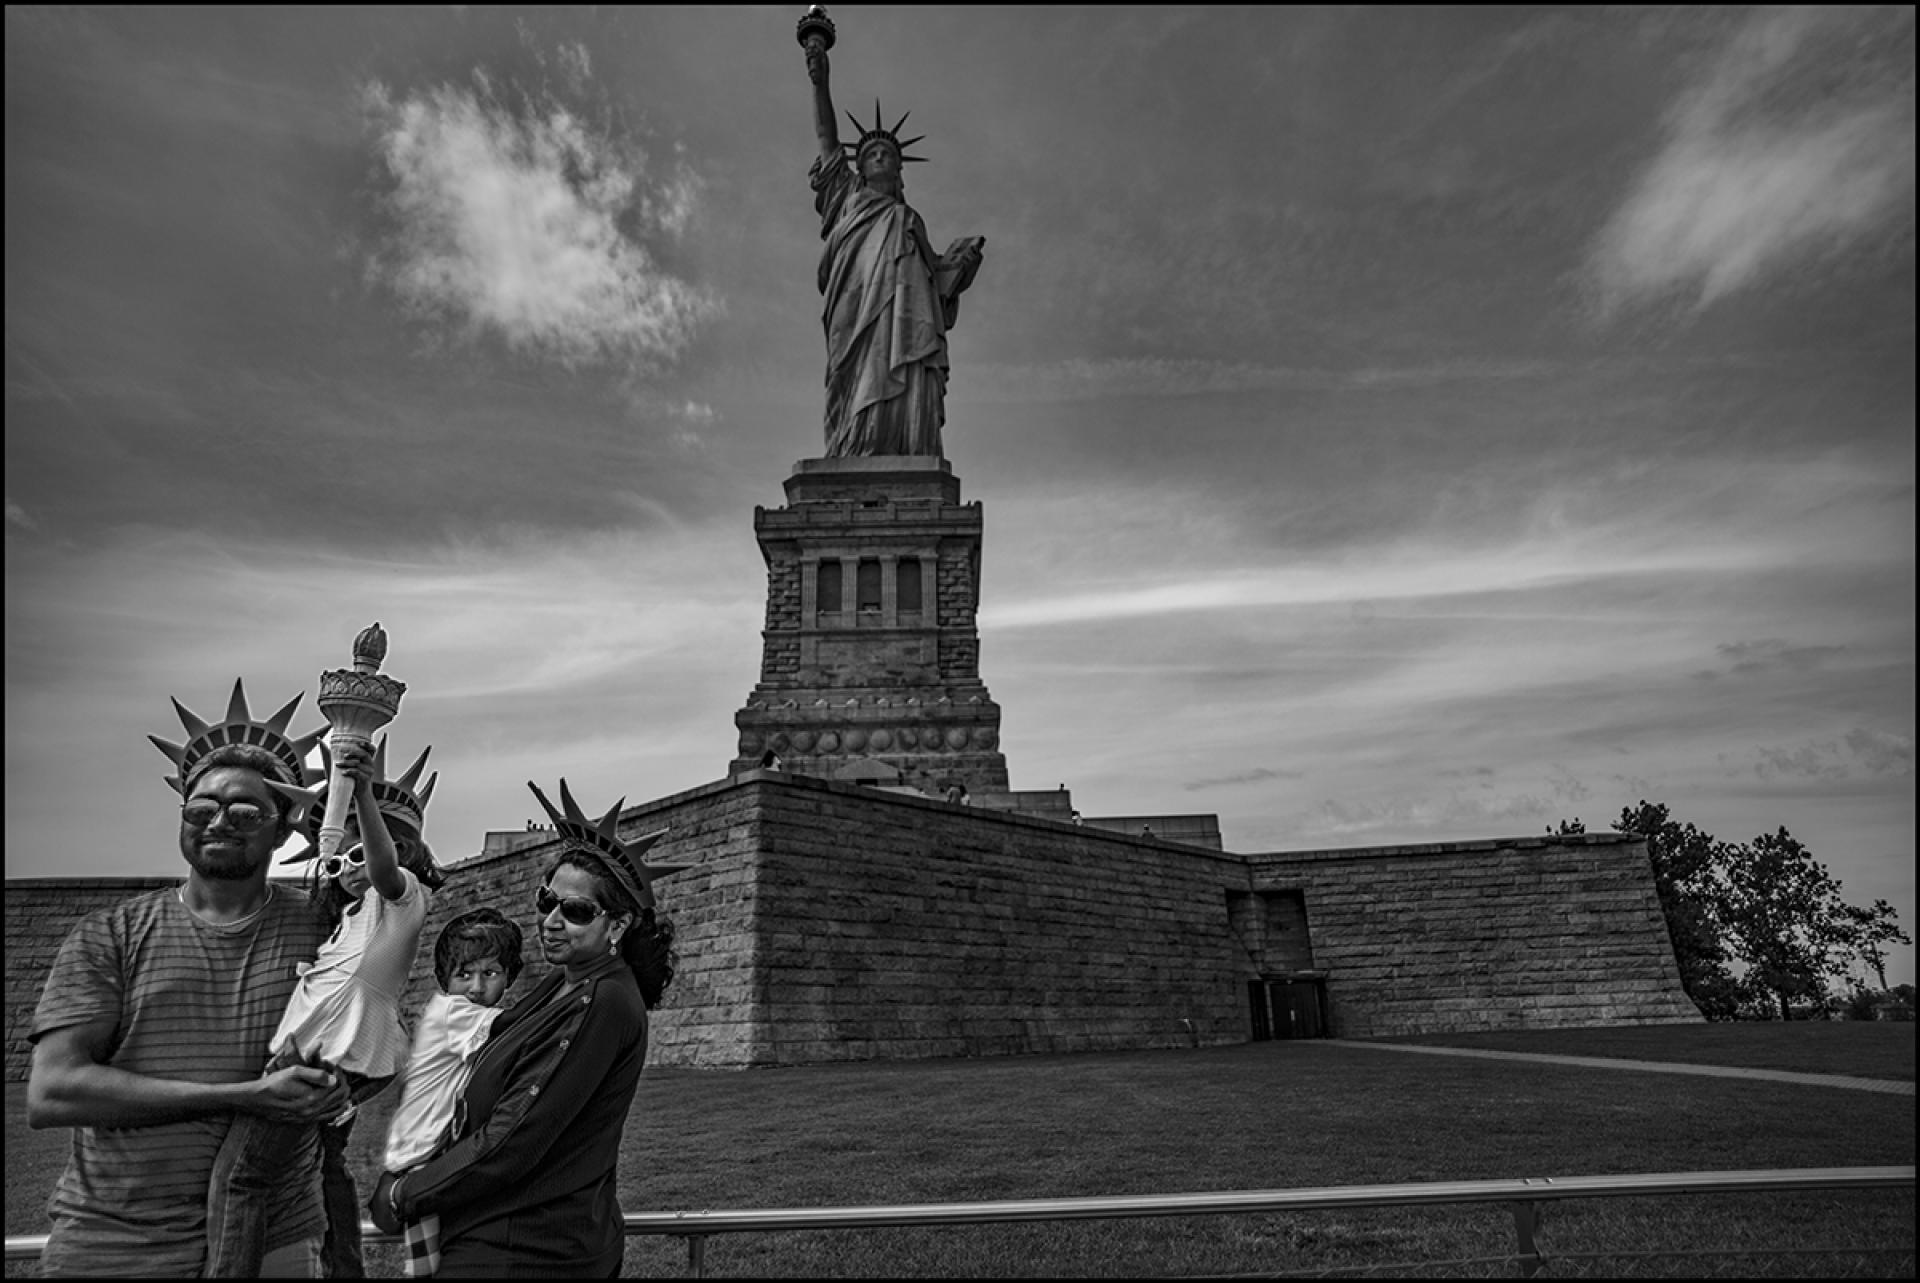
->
<box><xmin>246</xmin><ymin>1063</ymin><xmax>350</xmax><ymax>1124</ymax></box>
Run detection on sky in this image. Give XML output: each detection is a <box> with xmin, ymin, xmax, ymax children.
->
<box><xmin>6</xmin><ymin>6</ymin><xmax>1915</xmax><ymax>985</ymax></box>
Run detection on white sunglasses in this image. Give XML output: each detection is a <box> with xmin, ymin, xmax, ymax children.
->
<box><xmin>322</xmin><ymin>845</ymin><xmax>367</xmax><ymax>879</ymax></box>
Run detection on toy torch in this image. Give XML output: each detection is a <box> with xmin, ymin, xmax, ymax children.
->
<box><xmin>314</xmin><ymin>622</ymin><xmax>407</xmax><ymax>863</ymax></box>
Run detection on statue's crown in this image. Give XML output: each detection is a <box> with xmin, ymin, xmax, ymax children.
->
<box><xmin>148</xmin><ymin>679</ymin><xmax>326</xmax><ymax>798</ymax></box>
<box><xmin>148</xmin><ymin>678</ymin><xmax>328</xmax><ymax>828</ymax></box>
<box><xmin>528</xmin><ymin>779</ymin><xmax>690</xmax><ymax>912</ymax></box>
<box><xmin>845</xmin><ymin>100</ymin><xmax>927</xmax><ymax>167</ymax></box>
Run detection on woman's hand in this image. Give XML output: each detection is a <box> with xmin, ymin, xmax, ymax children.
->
<box><xmin>368</xmin><ymin>1169</ymin><xmax>405</xmax><ymax>1235</ymax></box>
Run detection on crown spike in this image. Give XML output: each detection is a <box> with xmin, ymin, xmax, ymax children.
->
<box><xmin>266</xmin><ymin>780</ymin><xmax>325</xmax><ymax>827</ymax></box>
<box><xmin>626</xmin><ymin>826</ymin><xmax>670</xmax><ymax>860</ymax></box>
<box><xmin>416</xmin><ymin>771</ymin><xmax>438</xmax><ymax>810</ymax></box>
<box><xmin>873</xmin><ymin>98</ymin><xmax>884</xmax><ymax>131</ymax></box>
<box><xmin>263</xmin><ymin>692</ymin><xmax>303</xmax><ymax>736</ymax></box>
<box><xmin>898</xmin><ymin>135</ymin><xmax>925</xmax><ymax>149</ymax></box>
<box><xmin>845</xmin><ymin>108</ymin><xmax>866</xmax><ymax>138</ymax></box>
<box><xmin>149</xmin><ymin>735</ymin><xmax>187</xmax><ymax>768</ymax></box>
<box><xmin>643</xmin><ymin>858</ymin><xmax>693</xmax><ymax>883</ymax></box>
<box><xmin>171</xmin><ymin>698</ymin><xmax>211</xmax><ymax>741</ymax></box>
<box><xmin>223</xmin><ymin>679</ymin><xmax>253</xmax><ymax>728</ymax></box>
<box><xmin>299</xmin><ymin>730</ymin><xmax>328</xmax><ymax>776</ymax></box>
<box><xmin>528</xmin><ymin>780</ymin><xmax>567</xmax><ymax>830</ymax></box>
<box><xmin>393</xmin><ymin>746</ymin><xmax>432</xmax><ymax>795</ymax></box>
<box><xmin>596</xmin><ymin>798</ymin><xmax>628</xmax><ymax>842</ymax></box>
<box><xmin>372</xmin><ymin>736</ymin><xmax>391</xmax><ymax>781</ymax></box>
<box><xmin>556</xmin><ymin>778</ymin><xmax>592</xmax><ymax>828</ymax></box>
<box><xmin>892</xmin><ymin>110</ymin><xmax>911</xmax><ymax>135</ymax></box>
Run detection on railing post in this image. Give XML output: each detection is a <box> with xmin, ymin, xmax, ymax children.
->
<box><xmin>1509</xmin><ymin>1200</ymin><xmax>1546</xmax><ymax>1277</ymax></box>
<box><xmin>682</xmin><ymin>1231</ymin><xmax>707</xmax><ymax>1278</ymax></box>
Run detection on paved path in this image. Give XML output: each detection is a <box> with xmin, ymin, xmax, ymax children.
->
<box><xmin>1326</xmin><ymin>1040</ymin><xmax>1916</xmax><ymax>1096</ymax></box>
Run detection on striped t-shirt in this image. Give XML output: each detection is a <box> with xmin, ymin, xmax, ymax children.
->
<box><xmin>30</xmin><ymin>885</ymin><xmax>330</xmax><ymax>1277</ymax></box>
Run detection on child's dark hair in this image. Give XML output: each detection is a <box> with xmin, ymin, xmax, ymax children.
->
<box><xmin>433</xmin><ymin>908</ymin><xmax>525</xmax><ymax>991</ymax></box>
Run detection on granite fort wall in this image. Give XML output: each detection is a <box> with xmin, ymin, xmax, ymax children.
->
<box><xmin>405</xmin><ymin>771</ymin><xmax>1252</xmax><ymax>1068</ymax></box>
<box><xmin>5</xmin><ymin>804</ymin><xmax>1699</xmax><ymax>1081</ymax></box>
<box><xmin>738</xmin><ymin>772</ymin><xmax>1251</xmax><ymax>1065</ymax></box>
<box><xmin>1245</xmin><ymin>834</ymin><xmax>1700</xmax><ymax>1037</ymax></box>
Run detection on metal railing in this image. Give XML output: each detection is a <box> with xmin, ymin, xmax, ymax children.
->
<box><xmin>6</xmin><ymin>1165</ymin><xmax>1911</xmax><ymax>1276</ymax></box>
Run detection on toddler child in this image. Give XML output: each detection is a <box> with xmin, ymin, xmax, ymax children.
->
<box><xmin>382</xmin><ymin>908</ymin><xmax>525</xmax><ymax>1277</ymax></box>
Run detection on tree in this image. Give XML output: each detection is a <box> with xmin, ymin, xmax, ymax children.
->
<box><xmin>1612</xmin><ymin>801</ymin><xmax>1742</xmax><ymax>1021</ymax></box>
<box><xmin>1843</xmin><ymin>898</ymin><xmax>1911</xmax><ymax>991</ymax></box>
<box><xmin>1716</xmin><ymin>827</ymin><xmax>1910</xmax><ymax>1021</ymax></box>
<box><xmin>1564</xmin><ymin>801</ymin><xmax>1910</xmax><ymax>1021</ymax></box>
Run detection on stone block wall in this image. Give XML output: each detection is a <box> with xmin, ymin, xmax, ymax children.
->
<box><xmin>1245</xmin><ymin>835</ymin><xmax>1700</xmax><ymax>1037</ymax></box>
<box><xmin>3</xmin><ymin>798</ymin><xmax>1702</xmax><ymax>1082</ymax></box>
<box><xmin>935</xmin><ymin>551</ymin><xmax>975</xmax><ymax>626</ymax></box>
<box><xmin>1225</xmin><ymin>889</ymin><xmax>1314</xmax><ymax>975</ymax></box>
<box><xmin>737</xmin><ymin>772</ymin><xmax>1250</xmax><ymax>1064</ymax></box>
<box><xmin>938</xmin><ymin>634</ymin><xmax>980</xmax><ymax>679</ymax></box>
<box><xmin>763</xmin><ymin>556</ymin><xmax>802</xmax><ymax>636</ymax></box>
<box><xmin>763</xmin><ymin>557</ymin><xmax>801</xmax><ymax>633</ymax></box>
<box><xmin>400</xmin><ymin>772</ymin><xmax>1251</xmax><ymax>1068</ymax></box>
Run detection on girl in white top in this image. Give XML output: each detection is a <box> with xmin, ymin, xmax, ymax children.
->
<box><xmin>383</xmin><ymin>909</ymin><xmax>524</xmax><ymax>1277</ymax></box>
<box><xmin>204</xmin><ymin>740</ymin><xmax>437</xmax><ymax>1277</ymax></box>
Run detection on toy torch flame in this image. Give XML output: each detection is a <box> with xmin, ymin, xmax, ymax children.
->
<box><xmin>314</xmin><ymin>622</ymin><xmax>407</xmax><ymax>863</ymax></box>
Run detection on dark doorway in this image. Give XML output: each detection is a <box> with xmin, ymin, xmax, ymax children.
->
<box><xmin>1247</xmin><ymin>976</ymin><xmax>1328</xmax><ymax>1041</ymax></box>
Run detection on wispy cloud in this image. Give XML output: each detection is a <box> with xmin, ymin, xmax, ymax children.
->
<box><xmin>1742</xmin><ymin>728</ymin><xmax>1915</xmax><ymax>781</ymax></box>
<box><xmin>1276</xmin><ymin>767</ymin><xmax>1596</xmax><ymax>847</ymax></box>
<box><xmin>967</xmin><ymin>357</ymin><xmax>1555</xmax><ymax>404</ymax></box>
<box><xmin>1588</xmin><ymin>6</ymin><xmax>1916</xmax><ymax>316</ymax></box>
<box><xmin>1184</xmin><ymin>766</ymin><xmax>1306</xmax><ymax>792</ymax></box>
<box><xmin>1695</xmin><ymin>638</ymin><xmax>1849</xmax><ymax>679</ymax></box>
<box><xmin>983</xmin><ymin>531</ymin><xmax>1776</xmax><ymax>631</ymax></box>
<box><xmin>360</xmin><ymin>70</ymin><xmax>716</xmax><ymax>369</ymax></box>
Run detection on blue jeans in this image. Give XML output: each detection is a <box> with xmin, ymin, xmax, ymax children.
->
<box><xmin>204</xmin><ymin>1070</ymin><xmax>389</xmax><ymax>1278</ymax></box>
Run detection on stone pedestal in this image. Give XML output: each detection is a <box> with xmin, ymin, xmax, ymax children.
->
<box><xmin>732</xmin><ymin>456</ymin><xmax>1010</xmax><ymax>795</ymax></box>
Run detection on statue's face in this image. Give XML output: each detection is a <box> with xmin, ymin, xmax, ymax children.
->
<box><xmin>859</xmin><ymin>140</ymin><xmax>901</xmax><ymax>187</ymax></box>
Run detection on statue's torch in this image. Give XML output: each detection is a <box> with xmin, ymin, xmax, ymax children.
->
<box><xmin>314</xmin><ymin>622</ymin><xmax>407</xmax><ymax>863</ymax></box>
<box><xmin>797</xmin><ymin>4</ymin><xmax>836</xmax><ymax>55</ymax></box>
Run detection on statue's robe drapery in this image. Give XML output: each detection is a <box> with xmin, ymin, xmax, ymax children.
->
<box><xmin>811</xmin><ymin>152</ymin><xmax>957</xmax><ymax>457</ymax></box>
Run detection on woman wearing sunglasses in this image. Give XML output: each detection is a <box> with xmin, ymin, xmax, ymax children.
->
<box><xmin>371</xmin><ymin>779</ymin><xmax>686</xmax><ymax>1279</ymax></box>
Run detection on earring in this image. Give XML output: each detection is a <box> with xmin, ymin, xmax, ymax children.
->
<box><xmin>609</xmin><ymin>935</ymin><xmax>621</xmax><ymax>956</ymax></box>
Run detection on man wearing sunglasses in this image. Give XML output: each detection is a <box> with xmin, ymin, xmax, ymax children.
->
<box><xmin>27</xmin><ymin>682</ymin><xmax>348</xmax><ymax>1278</ymax></box>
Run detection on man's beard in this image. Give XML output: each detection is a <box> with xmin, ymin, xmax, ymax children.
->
<box><xmin>183</xmin><ymin>844</ymin><xmax>259</xmax><ymax>881</ymax></box>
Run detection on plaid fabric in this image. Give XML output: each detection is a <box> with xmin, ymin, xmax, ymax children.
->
<box><xmin>401</xmin><ymin>1213</ymin><xmax>441</xmax><ymax>1277</ymax></box>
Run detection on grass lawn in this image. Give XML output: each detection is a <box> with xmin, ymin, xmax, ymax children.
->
<box><xmin>7</xmin><ymin>1025</ymin><xmax>1913</xmax><ymax>1276</ymax></box>
<box><xmin>1387</xmin><ymin>1019</ymin><xmax>1917</xmax><ymax>1081</ymax></box>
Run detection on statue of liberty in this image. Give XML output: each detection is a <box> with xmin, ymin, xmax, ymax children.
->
<box><xmin>798</xmin><ymin>7</ymin><xmax>985</xmax><ymax>458</ymax></box>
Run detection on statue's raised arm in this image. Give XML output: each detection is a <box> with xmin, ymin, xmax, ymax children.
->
<box><xmin>799</xmin><ymin>6</ymin><xmax>840</xmax><ymax>166</ymax></box>
<box><xmin>796</xmin><ymin>5</ymin><xmax>985</xmax><ymax>459</ymax></box>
